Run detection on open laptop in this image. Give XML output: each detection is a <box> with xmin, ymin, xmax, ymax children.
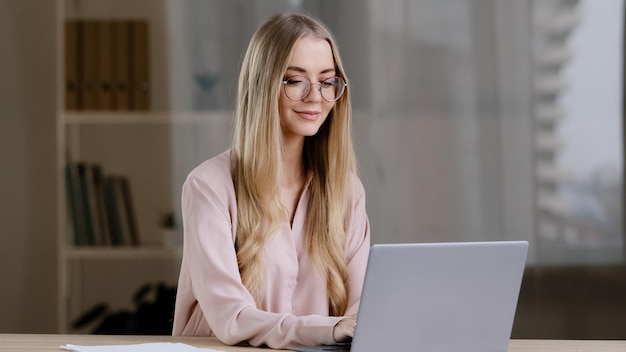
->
<box><xmin>290</xmin><ymin>241</ymin><xmax>528</xmax><ymax>352</ymax></box>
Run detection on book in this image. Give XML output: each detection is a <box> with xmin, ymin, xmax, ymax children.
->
<box><xmin>65</xmin><ymin>163</ymin><xmax>86</xmax><ymax>246</ymax></box>
<box><xmin>83</xmin><ymin>163</ymin><xmax>102</xmax><ymax>245</ymax></box>
<box><xmin>119</xmin><ymin>176</ymin><xmax>139</xmax><ymax>246</ymax></box>
<box><xmin>101</xmin><ymin>175</ymin><xmax>139</xmax><ymax>246</ymax></box>
<box><xmin>76</xmin><ymin>162</ymin><xmax>95</xmax><ymax>245</ymax></box>
<box><xmin>91</xmin><ymin>164</ymin><xmax>111</xmax><ymax>246</ymax></box>
<box><xmin>112</xmin><ymin>176</ymin><xmax>131</xmax><ymax>245</ymax></box>
<box><xmin>67</xmin><ymin>162</ymin><xmax>129</xmax><ymax>246</ymax></box>
<box><xmin>103</xmin><ymin>175</ymin><xmax>124</xmax><ymax>246</ymax></box>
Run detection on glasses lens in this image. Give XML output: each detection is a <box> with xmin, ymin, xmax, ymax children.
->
<box><xmin>283</xmin><ymin>76</ymin><xmax>309</xmax><ymax>101</ymax></box>
<box><xmin>321</xmin><ymin>76</ymin><xmax>346</xmax><ymax>102</ymax></box>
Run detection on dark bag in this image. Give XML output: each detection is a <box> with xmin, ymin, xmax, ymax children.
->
<box><xmin>72</xmin><ymin>282</ymin><xmax>176</xmax><ymax>335</ymax></box>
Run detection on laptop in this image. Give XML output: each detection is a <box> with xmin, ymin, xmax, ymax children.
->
<box><xmin>290</xmin><ymin>241</ymin><xmax>528</xmax><ymax>352</ymax></box>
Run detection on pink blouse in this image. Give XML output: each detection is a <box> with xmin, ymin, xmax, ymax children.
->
<box><xmin>172</xmin><ymin>150</ymin><xmax>371</xmax><ymax>349</ymax></box>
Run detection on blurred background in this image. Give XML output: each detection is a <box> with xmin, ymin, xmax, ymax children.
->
<box><xmin>1</xmin><ymin>0</ymin><xmax>625</xmax><ymax>340</ymax></box>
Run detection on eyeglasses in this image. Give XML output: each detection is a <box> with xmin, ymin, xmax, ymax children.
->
<box><xmin>282</xmin><ymin>76</ymin><xmax>347</xmax><ymax>102</ymax></box>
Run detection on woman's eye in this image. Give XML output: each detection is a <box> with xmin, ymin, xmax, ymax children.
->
<box><xmin>321</xmin><ymin>80</ymin><xmax>335</xmax><ymax>88</ymax></box>
<box><xmin>285</xmin><ymin>78</ymin><xmax>304</xmax><ymax>85</ymax></box>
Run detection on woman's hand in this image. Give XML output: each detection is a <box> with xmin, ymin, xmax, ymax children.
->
<box><xmin>332</xmin><ymin>315</ymin><xmax>357</xmax><ymax>343</ymax></box>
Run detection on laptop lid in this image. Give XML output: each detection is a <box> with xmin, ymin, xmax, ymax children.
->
<box><xmin>349</xmin><ymin>241</ymin><xmax>528</xmax><ymax>352</ymax></box>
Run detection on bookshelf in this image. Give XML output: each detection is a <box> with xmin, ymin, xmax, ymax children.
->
<box><xmin>55</xmin><ymin>0</ymin><xmax>235</xmax><ymax>333</ymax></box>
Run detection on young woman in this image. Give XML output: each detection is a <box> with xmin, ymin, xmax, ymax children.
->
<box><xmin>172</xmin><ymin>13</ymin><xmax>370</xmax><ymax>349</ymax></box>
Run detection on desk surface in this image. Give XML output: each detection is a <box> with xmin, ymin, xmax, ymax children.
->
<box><xmin>2</xmin><ymin>334</ymin><xmax>626</xmax><ymax>352</ymax></box>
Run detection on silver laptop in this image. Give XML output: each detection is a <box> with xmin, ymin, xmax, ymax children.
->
<box><xmin>290</xmin><ymin>241</ymin><xmax>528</xmax><ymax>352</ymax></box>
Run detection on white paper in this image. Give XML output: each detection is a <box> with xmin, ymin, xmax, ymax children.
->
<box><xmin>60</xmin><ymin>342</ymin><xmax>225</xmax><ymax>352</ymax></box>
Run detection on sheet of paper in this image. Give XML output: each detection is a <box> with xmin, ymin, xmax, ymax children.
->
<box><xmin>60</xmin><ymin>342</ymin><xmax>225</xmax><ymax>352</ymax></box>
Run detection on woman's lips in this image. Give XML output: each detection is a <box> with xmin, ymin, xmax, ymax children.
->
<box><xmin>296</xmin><ymin>110</ymin><xmax>321</xmax><ymax>121</ymax></box>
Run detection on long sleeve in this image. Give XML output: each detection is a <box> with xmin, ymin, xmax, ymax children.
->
<box><xmin>172</xmin><ymin>151</ymin><xmax>370</xmax><ymax>349</ymax></box>
<box><xmin>343</xmin><ymin>175</ymin><xmax>371</xmax><ymax>316</ymax></box>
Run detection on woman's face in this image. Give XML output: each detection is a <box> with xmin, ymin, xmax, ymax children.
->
<box><xmin>278</xmin><ymin>35</ymin><xmax>337</xmax><ymax>143</ymax></box>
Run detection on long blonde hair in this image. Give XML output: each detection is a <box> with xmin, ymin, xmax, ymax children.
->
<box><xmin>232</xmin><ymin>13</ymin><xmax>356</xmax><ymax>316</ymax></box>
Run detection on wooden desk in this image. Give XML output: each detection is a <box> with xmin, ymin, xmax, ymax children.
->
<box><xmin>508</xmin><ymin>339</ymin><xmax>626</xmax><ymax>351</ymax></box>
<box><xmin>2</xmin><ymin>334</ymin><xmax>626</xmax><ymax>351</ymax></box>
<box><xmin>0</xmin><ymin>334</ymin><xmax>253</xmax><ymax>351</ymax></box>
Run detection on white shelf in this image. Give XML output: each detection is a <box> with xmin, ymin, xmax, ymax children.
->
<box><xmin>55</xmin><ymin>0</ymin><xmax>236</xmax><ymax>334</ymax></box>
<box><xmin>55</xmin><ymin>0</ymin><xmax>192</xmax><ymax>333</ymax></box>
<box><xmin>64</xmin><ymin>246</ymin><xmax>182</xmax><ymax>260</ymax></box>
<box><xmin>64</xmin><ymin>112</ymin><xmax>171</xmax><ymax>125</ymax></box>
<box><xmin>64</xmin><ymin>110</ymin><xmax>232</xmax><ymax>125</ymax></box>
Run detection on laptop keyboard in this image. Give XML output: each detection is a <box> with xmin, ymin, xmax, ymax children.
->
<box><xmin>318</xmin><ymin>346</ymin><xmax>351</xmax><ymax>352</ymax></box>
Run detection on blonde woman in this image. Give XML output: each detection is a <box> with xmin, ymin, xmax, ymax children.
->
<box><xmin>173</xmin><ymin>13</ymin><xmax>370</xmax><ymax>349</ymax></box>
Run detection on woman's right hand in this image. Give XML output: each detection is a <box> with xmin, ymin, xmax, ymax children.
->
<box><xmin>332</xmin><ymin>315</ymin><xmax>357</xmax><ymax>343</ymax></box>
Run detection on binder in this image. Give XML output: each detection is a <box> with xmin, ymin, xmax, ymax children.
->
<box><xmin>95</xmin><ymin>20</ymin><xmax>114</xmax><ymax>110</ymax></box>
<box><xmin>111</xmin><ymin>21</ymin><xmax>131</xmax><ymax>110</ymax></box>
<box><xmin>64</xmin><ymin>20</ymin><xmax>80</xmax><ymax>110</ymax></box>
<box><xmin>130</xmin><ymin>20</ymin><xmax>150</xmax><ymax>111</ymax></box>
<box><xmin>65</xmin><ymin>19</ymin><xmax>151</xmax><ymax>112</ymax></box>
<box><xmin>81</xmin><ymin>20</ymin><xmax>99</xmax><ymax>110</ymax></box>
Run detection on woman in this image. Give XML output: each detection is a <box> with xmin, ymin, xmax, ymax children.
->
<box><xmin>172</xmin><ymin>13</ymin><xmax>370</xmax><ymax>349</ymax></box>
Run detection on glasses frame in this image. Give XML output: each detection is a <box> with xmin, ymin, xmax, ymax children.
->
<box><xmin>282</xmin><ymin>75</ymin><xmax>347</xmax><ymax>102</ymax></box>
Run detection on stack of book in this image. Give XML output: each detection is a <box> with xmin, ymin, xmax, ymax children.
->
<box><xmin>65</xmin><ymin>162</ymin><xmax>139</xmax><ymax>247</ymax></box>
<box><xmin>65</xmin><ymin>19</ymin><xmax>150</xmax><ymax>111</ymax></box>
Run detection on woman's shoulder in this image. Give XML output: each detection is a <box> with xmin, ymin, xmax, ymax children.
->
<box><xmin>348</xmin><ymin>172</ymin><xmax>365</xmax><ymax>190</ymax></box>
<box><xmin>347</xmin><ymin>172</ymin><xmax>366</xmax><ymax>199</ymax></box>
<box><xmin>185</xmin><ymin>150</ymin><xmax>234</xmax><ymax>188</ymax></box>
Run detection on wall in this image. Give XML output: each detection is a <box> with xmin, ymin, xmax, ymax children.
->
<box><xmin>0</xmin><ymin>0</ymin><xmax>58</xmax><ymax>333</ymax></box>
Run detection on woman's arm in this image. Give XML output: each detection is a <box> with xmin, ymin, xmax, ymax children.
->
<box><xmin>177</xmin><ymin>172</ymin><xmax>342</xmax><ymax>349</ymax></box>
<box><xmin>343</xmin><ymin>175</ymin><xmax>371</xmax><ymax>316</ymax></box>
